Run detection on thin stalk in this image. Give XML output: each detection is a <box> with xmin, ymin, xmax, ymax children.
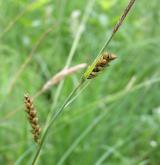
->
<box><xmin>31</xmin><ymin>79</ymin><xmax>85</xmax><ymax>165</ymax></box>
<box><xmin>84</xmin><ymin>0</ymin><xmax>137</xmax><ymax>79</ymax></box>
<box><xmin>100</xmin><ymin>0</ymin><xmax>136</xmax><ymax>55</ymax></box>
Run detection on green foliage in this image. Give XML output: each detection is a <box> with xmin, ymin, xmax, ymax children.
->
<box><xmin>0</xmin><ymin>0</ymin><xmax>160</xmax><ymax>164</ymax></box>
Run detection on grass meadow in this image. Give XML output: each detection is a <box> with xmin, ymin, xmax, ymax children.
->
<box><xmin>0</xmin><ymin>0</ymin><xmax>160</xmax><ymax>164</ymax></box>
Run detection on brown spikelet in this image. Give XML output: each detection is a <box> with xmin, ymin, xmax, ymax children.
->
<box><xmin>87</xmin><ymin>52</ymin><xmax>117</xmax><ymax>79</ymax></box>
<box><xmin>24</xmin><ymin>94</ymin><xmax>41</xmax><ymax>144</ymax></box>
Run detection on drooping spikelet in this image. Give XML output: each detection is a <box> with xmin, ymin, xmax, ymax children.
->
<box><xmin>24</xmin><ymin>94</ymin><xmax>41</xmax><ymax>144</ymax></box>
<box><xmin>87</xmin><ymin>52</ymin><xmax>117</xmax><ymax>79</ymax></box>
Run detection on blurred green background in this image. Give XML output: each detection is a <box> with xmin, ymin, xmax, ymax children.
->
<box><xmin>0</xmin><ymin>0</ymin><xmax>160</xmax><ymax>164</ymax></box>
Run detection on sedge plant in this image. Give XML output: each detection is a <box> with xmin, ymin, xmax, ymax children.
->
<box><xmin>31</xmin><ymin>0</ymin><xmax>137</xmax><ymax>164</ymax></box>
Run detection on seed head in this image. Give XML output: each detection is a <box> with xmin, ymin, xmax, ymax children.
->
<box><xmin>87</xmin><ymin>52</ymin><xmax>117</xmax><ymax>79</ymax></box>
<box><xmin>24</xmin><ymin>94</ymin><xmax>41</xmax><ymax>144</ymax></box>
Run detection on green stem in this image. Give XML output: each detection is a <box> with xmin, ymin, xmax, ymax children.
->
<box><xmin>83</xmin><ymin>0</ymin><xmax>136</xmax><ymax>79</ymax></box>
<box><xmin>99</xmin><ymin>0</ymin><xmax>136</xmax><ymax>54</ymax></box>
<box><xmin>31</xmin><ymin>79</ymin><xmax>85</xmax><ymax>165</ymax></box>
